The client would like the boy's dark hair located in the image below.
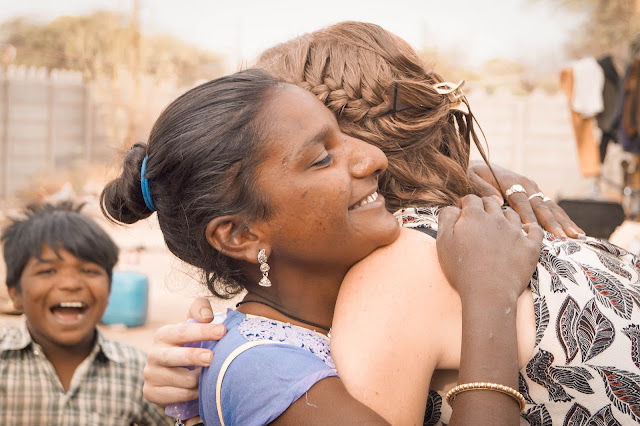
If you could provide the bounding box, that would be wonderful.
[2,201,119,290]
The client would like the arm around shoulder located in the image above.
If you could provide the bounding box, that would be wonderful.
[202,339,387,425]
[272,377,390,425]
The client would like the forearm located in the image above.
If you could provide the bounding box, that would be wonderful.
[449,294,521,426]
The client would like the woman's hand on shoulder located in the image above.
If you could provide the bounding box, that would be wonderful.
[468,160,584,238]
[436,195,543,304]
[143,297,226,407]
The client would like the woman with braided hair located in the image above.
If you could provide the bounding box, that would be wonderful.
[143,22,640,425]
[254,21,576,231]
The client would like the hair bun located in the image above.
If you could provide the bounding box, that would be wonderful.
[100,142,154,224]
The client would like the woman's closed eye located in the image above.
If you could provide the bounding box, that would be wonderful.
[311,153,333,168]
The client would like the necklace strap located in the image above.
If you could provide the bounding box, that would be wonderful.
[235,300,331,333]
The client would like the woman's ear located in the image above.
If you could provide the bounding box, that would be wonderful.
[205,215,266,263]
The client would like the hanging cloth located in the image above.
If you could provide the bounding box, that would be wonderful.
[571,57,605,117]
[620,57,640,153]
[596,55,620,162]
[560,62,602,178]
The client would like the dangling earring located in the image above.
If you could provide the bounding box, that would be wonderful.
[257,249,271,287]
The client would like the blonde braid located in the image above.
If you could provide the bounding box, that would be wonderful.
[256,21,480,212]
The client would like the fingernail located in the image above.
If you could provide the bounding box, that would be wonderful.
[199,351,212,365]
[200,308,214,320]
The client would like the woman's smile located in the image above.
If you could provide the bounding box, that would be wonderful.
[349,190,381,211]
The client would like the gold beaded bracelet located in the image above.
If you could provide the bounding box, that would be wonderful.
[445,382,526,412]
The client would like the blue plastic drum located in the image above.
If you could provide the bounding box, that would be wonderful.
[101,271,149,327]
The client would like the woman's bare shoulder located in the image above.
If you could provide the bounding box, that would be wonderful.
[332,227,453,424]
[355,226,437,265]
[334,226,456,340]
[339,227,440,299]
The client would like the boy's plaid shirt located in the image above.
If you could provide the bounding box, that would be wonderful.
[0,316,172,425]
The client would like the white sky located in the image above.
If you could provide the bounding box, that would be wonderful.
[0,0,584,70]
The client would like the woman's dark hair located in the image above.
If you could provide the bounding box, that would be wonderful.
[2,201,119,290]
[101,69,282,298]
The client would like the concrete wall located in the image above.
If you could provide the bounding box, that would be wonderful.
[0,65,185,201]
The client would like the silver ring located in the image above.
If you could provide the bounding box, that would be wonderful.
[528,192,545,201]
[543,196,551,202]
[505,184,527,199]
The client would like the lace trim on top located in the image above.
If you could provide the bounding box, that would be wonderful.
[237,315,335,369]
[394,206,442,231]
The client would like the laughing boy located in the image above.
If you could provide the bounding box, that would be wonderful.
[0,202,171,425]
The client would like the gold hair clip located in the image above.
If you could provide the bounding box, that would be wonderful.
[433,80,469,115]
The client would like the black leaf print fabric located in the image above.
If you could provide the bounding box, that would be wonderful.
[395,207,640,425]
[629,286,640,310]
[540,248,578,292]
[536,296,550,347]
[622,325,640,370]
[423,391,442,426]
[578,264,633,320]
[563,402,590,426]
[522,404,553,426]
[563,403,623,426]
[589,366,640,422]
[557,296,581,364]
[576,299,615,363]
[596,253,633,281]
[587,404,623,426]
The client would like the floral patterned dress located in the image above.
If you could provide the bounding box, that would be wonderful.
[395,207,640,426]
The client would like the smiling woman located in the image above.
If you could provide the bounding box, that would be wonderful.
[100,69,403,424]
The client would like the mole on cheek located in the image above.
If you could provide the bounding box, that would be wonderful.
[301,191,307,198]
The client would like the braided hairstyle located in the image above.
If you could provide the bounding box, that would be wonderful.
[101,69,281,298]
[256,21,490,212]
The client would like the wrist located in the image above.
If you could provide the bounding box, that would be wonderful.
[459,288,519,309]
[460,294,519,332]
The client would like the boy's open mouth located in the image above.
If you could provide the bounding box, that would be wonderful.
[50,301,89,323]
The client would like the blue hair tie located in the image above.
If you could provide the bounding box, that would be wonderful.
[140,155,156,212]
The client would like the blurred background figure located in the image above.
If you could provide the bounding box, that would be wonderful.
[0,202,172,424]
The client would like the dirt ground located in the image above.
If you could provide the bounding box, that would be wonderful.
[1,202,640,354]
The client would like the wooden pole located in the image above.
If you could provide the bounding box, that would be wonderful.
[46,75,54,173]
[0,74,8,201]
[124,0,140,149]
